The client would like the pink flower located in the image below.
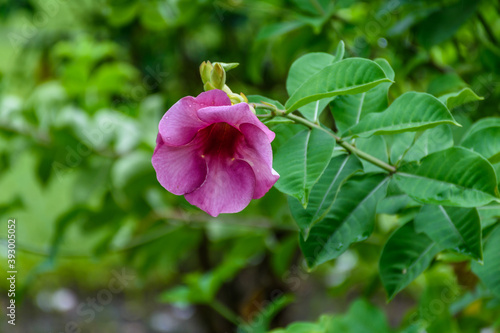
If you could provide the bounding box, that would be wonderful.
[152,90,279,217]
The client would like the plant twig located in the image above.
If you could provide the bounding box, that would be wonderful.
[253,104,397,173]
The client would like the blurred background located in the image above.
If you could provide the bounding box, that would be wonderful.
[0,0,499,332]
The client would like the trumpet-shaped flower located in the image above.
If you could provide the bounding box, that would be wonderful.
[152,90,279,217]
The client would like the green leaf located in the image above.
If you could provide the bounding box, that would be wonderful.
[274,129,336,206]
[299,174,389,268]
[402,126,454,163]
[291,0,331,16]
[286,53,337,95]
[331,58,394,133]
[413,1,479,48]
[257,21,306,41]
[379,222,441,300]
[414,205,482,261]
[394,147,500,207]
[334,299,392,333]
[286,52,339,121]
[344,92,460,138]
[438,88,483,110]
[355,135,390,173]
[472,225,500,298]
[461,118,500,163]
[477,204,500,229]
[427,73,468,97]
[285,58,391,113]
[289,154,363,237]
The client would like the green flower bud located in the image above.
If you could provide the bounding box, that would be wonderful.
[200,61,213,84]
[210,63,226,89]
[204,81,216,91]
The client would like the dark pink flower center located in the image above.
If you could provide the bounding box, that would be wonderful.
[198,122,243,158]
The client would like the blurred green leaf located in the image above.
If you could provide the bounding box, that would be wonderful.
[438,88,483,110]
[414,1,479,48]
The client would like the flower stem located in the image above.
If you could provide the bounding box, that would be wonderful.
[253,104,396,173]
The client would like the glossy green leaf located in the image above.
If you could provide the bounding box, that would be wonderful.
[472,225,500,298]
[300,174,389,268]
[461,118,500,163]
[274,129,336,206]
[285,58,391,113]
[438,87,483,110]
[355,135,389,172]
[331,58,394,133]
[402,126,454,162]
[286,51,339,121]
[379,222,441,300]
[477,204,500,229]
[414,205,482,261]
[344,92,460,138]
[394,147,500,207]
[289,154,363,237]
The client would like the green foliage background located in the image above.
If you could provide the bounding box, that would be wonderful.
[0,0,499,332]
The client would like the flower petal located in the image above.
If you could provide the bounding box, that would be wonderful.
[197,103,275,142]
[196,89,232,106]
[184,157,255,217]
[237,123,280,199]
[158,90,231,146]
[152,140,207,195]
